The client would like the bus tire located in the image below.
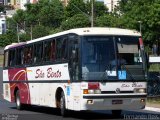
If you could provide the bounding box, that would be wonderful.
[60,92,68,117]
[15,90,23,110]
[112,110,121,117]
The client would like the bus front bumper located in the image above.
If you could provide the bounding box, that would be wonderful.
[81,94,147,110]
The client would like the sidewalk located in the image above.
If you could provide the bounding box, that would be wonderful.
[146,102,160,108]
[145,102,160,113]
[145,107,160,113]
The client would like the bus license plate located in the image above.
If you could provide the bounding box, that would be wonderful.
[112,100,123,104]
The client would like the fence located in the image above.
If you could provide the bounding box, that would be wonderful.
[147,72,160,97]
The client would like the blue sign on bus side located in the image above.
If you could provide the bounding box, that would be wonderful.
[67,86,70,96]
[118,71,126,80]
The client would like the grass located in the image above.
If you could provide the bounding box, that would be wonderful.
[0,55,3,66]
[147,98,160,104]
[149,64,160,72]
[147,97,160,108]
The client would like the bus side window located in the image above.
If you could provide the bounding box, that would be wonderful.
[68,35,79,81]
[8,49,16,67]
[24,46,33,65]
[4,51,9,67]
[62,38,68,60]
[56,38,61,60]
[34,42,43,64]
[44,41,51,62]
[50,39,56,61]
[16,47,23,66]
[56,37,67,61]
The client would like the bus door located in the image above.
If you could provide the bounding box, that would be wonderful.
[67,35,81,110]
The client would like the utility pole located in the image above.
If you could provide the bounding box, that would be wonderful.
[17,23,20,43]
[91,0,94,27]
[138,21,142,35]
[30,25,33,40]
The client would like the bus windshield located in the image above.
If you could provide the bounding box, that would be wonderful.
[81,36,145,81]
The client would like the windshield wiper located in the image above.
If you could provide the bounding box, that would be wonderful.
[100,65,110,81]
[101,72,108,81]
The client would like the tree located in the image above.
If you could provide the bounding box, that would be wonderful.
[64,0,109,27]
[0,5,5,13]
[19,33,31,42]
[65,0,87,18]
[38,0,64,27]
[25,3,41,25]
[86,1,108,17]
[32,25,50,39]
[117,0,160,44]
[95,14,121,27]
[0,30,17,47]
[12,9,26,24]
[61,14,90,30]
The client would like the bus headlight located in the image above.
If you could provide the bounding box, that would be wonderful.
[134,88,146,93]
[94,89,101,94]
[88,89,94,94]
[83,89,101,94]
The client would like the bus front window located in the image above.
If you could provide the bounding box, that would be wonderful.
[115,36,145,80]
[81,36,116,80]
[116,36,142,66]
[81,36,146,81]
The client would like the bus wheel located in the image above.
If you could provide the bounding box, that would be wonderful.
[112,110,121,117]
[15,90,23,110]
[60,92,68,117]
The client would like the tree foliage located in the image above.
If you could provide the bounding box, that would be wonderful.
[0,5,5,12]
[0,0,159,48]
[65,0,87,18]
[32,25,50,39]
[95,14,120,27]
[25,3,40,24]
[0,30,17,47]
[118,0,160,44]
[61,14,90,30]
[38,0,64,27]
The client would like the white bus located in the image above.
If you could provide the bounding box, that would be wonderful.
[3,27,148,116]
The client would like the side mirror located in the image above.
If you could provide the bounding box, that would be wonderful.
[145,52,150,69]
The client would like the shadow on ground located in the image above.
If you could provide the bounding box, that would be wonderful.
[10,105,123,120]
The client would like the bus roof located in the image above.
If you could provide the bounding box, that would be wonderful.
[5,27,141,50]
[5,42,26,50]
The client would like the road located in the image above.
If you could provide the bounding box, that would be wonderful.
[0,67,160,120]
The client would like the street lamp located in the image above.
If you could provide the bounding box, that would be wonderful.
[138,21,142,35]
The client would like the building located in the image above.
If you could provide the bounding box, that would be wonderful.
[7,0,37,10]
[20,0,37,10]
[0,0,9,5]
[7,0,70,10]
[20,0,28,10]
[8,0,21,9]
[61,0,69,6]
[0,0,4,5]
[0,16,6,34]
[104,0,120,12]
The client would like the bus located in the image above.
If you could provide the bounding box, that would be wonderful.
[3,27,148,116]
